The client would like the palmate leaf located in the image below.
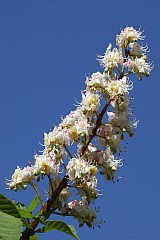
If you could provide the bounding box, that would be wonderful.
[0,194,20,218]
[12,199,34,229]
[36,220,80,240]
[0,194,33,230]
[0,210,22,240]
[28,195,39,213]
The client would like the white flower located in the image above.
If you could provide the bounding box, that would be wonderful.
[66,157,98,201]
[44,126,71,147]
[61,113,93,141]
[66,157,98,180]
[61,197,96,227]
[105,76,133,97]
[97,43,123,72]
[81,91,100,113]
[116,26,145,48]
[85,72,107,93]
[96,124,122,152]
[87,144,122,181]
[112,94,129,110]
[49,145,67,161]
[75,118,92,136]
[34,153,60,176]
[97,124,119,137]
[60,109,82,127]
[107,111,138,136]
[124,57,153,80]
[7,165,36,190]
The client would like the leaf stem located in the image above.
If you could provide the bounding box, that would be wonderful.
[29,182,44,206]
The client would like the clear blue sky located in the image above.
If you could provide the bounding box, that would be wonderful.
[0,1,159,239]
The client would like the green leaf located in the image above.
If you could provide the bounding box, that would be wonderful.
[37,220,79,240]
[28,195,39,213]
[18,208,33,218]
[67,225,80,240]
[29,235,39,240]
[0,210,22,240]
[0,194,20,218]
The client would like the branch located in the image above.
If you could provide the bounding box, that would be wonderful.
[20,176,68,240]
[81,98,111,156]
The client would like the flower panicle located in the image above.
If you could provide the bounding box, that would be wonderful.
[7,26,153,227]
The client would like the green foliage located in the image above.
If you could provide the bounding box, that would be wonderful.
[12,199,34,230]
[0,194,20,218]
[28,195,39,213]
[36,220,80,240]
[18,208,33,218]
[29,235,39,240]
[0,210,22,240]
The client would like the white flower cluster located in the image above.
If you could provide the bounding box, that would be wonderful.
[62,197,96,227]
[97,43,123,73]
[7,27,153,227]
[66,157,98,201]
[116,26,145,48]
[116,26,153,80]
